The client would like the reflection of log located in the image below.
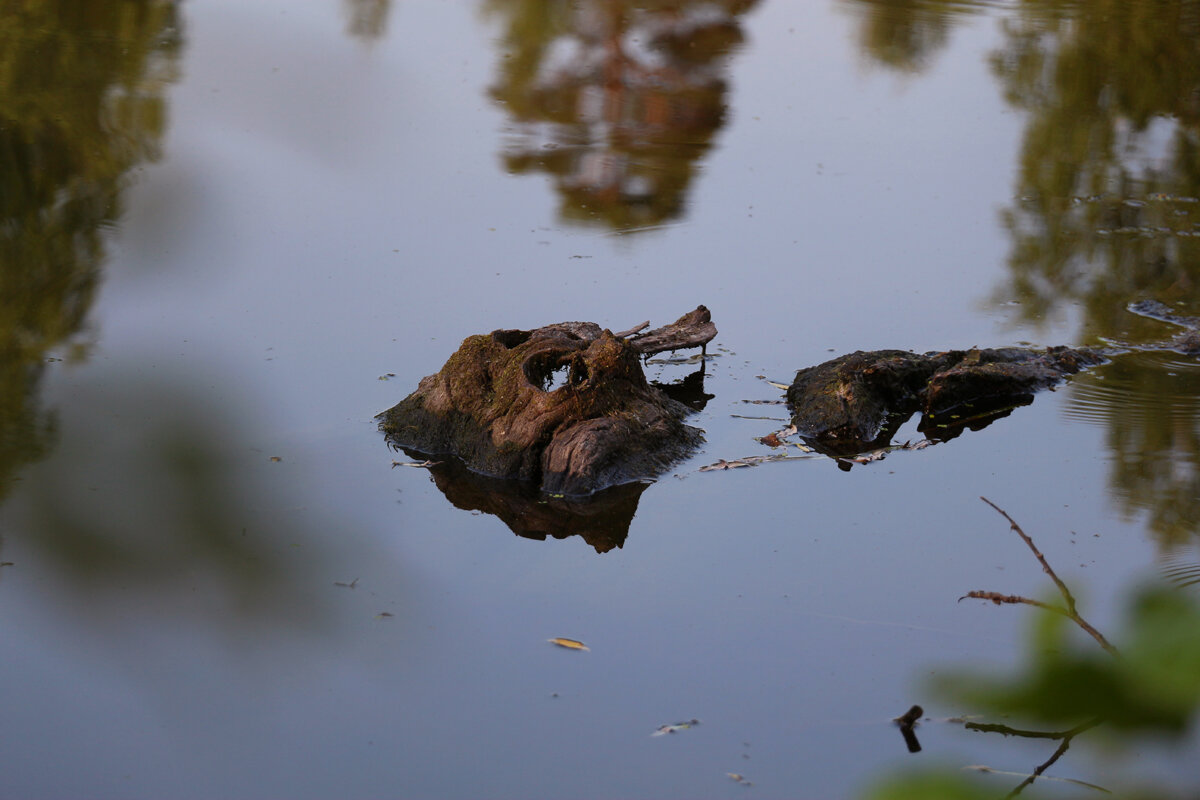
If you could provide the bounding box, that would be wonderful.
[379,308,713,495]
[787,346,1106,452]
[413,450,645,553]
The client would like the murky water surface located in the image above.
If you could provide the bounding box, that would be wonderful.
[3,1,1200,797]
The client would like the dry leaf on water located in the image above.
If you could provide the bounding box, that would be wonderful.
[652,719,701,736]
[547,637,590,651]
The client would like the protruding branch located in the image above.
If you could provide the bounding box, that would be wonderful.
[625,305,716,356]
[975,497,1120,657]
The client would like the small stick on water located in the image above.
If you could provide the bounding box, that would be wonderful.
[974,497,1119,658]
[894,705,924,753]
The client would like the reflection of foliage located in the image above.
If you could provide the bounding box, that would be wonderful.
[988,3,1200,544]
[484,0,758,230]
[849,0,1200,546]
[1068,354,1200,548]
[343,0,391,42]
[0,1,181,496]
[991,2,1200,336]
[865,504,1200,799]
[840,0,976,73]
[12,374,331,635]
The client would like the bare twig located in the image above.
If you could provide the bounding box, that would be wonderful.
[958,591,1063,614]
[1004,718,1105,798]
[974,497,1120,658]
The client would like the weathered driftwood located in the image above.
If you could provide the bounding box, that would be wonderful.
[785,301,1200,456]
[378,307,714,495]
[624,305,717,355]
[787,346,1106,451]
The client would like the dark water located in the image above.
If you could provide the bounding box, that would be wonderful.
[2,1,1199,797]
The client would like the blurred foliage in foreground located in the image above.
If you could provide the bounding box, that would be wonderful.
[863,505,1200,799]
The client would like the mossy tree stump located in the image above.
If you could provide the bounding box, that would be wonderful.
[379,307,714,495]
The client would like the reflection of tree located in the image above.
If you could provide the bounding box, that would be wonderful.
[840,0,975,73]
[848,1,1200,546]
[1067,355,1200,549]
[991,2,1200,337]
[0,1,182,496]
[343,0,391,42]
[484,0,758,230]
[987,2,1200,546]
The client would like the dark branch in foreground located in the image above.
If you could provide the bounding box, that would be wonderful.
[972,497,1119,657]
[1004,718,1105,799]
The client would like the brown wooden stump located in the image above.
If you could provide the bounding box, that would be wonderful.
[379,307,715,495]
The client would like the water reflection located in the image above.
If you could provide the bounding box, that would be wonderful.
[988,1,1200,545]
[848,0,1200,545]
[1067,354,1200,548]
[0,0,182,496]
[395,369,707,552]
[8,373,333,636]
[990,1,1200,335]
[484,0,758,230]
[344,0,392,41]
[841,0,980,73]
[412,450,646,552]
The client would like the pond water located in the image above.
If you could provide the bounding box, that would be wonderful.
[3,1,1200,797]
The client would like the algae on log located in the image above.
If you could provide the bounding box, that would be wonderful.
[787,346,1107,453]
[378,307,715,495]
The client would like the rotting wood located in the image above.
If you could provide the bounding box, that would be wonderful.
[378,307,714,495]
[624,305,716,356]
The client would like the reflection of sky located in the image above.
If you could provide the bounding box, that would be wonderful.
[2,1,1187,798]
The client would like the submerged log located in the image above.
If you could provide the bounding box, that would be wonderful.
[787,345,1107,452]
[378,307,714,495]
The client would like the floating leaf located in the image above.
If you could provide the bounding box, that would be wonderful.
[652,719,701,736]
[756,376,791,391]
[727,772,753,787]
[838,449,888,466]
[548,637,590,651]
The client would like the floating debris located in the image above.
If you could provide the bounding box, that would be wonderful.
[726,772,753,787]
[269,456,282,462]
[756,376,791,391]
[699,458,758,471]
[391,459,442,469]
[548,637,590,652]
[334,578,360,589]
[376,612,394,619]
[652,719,701,736]
[962,765,1109,793]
